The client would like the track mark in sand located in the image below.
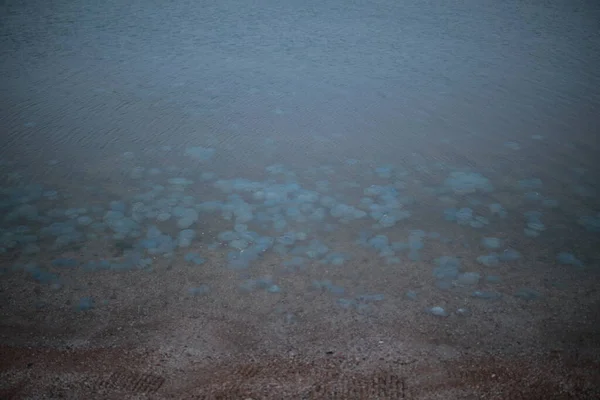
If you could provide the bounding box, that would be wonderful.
[96,367,165,394]
[305,371,407,399]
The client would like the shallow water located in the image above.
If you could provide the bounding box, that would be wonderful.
[1,0,599,398]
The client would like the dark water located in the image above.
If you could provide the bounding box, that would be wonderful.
[1,0,599,396]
